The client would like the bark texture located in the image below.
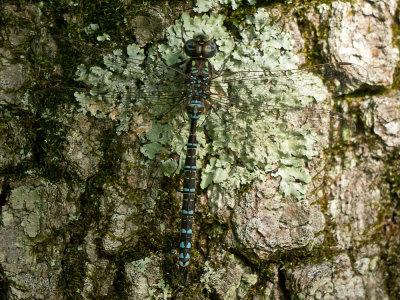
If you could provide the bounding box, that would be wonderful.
[0,1,399,299]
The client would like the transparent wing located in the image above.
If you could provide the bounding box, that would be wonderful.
[53,34,189,82]
[37,35,362,132]
[34,61,359,132]
[203,62,364,131]
[212,62,367,97]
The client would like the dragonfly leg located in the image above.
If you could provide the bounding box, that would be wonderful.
[169,60,186,69]
[200,106,214,127]
[150,46,187,76]
[180,21,186,44]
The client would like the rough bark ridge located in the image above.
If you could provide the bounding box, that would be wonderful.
[0,1,399,299]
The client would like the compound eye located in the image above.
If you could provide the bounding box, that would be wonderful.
[202,41,216,58]
[184,39,200,57]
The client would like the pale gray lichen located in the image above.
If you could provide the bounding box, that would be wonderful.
[150,279,172,300]
[128,257,152,280]
[74,10,328,200]
[126,257,172,299]
[200,261,227,292]
[200,255,258,298]
[84,23,99,35]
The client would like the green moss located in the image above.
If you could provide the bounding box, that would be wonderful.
[391,8,400,90]
[0,265,11,299]
[377,153,400,298]
[193,0,358,19]
[20,131,158,297]
[304,87,400,296]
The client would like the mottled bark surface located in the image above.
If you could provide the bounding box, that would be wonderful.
[0,1,399,299]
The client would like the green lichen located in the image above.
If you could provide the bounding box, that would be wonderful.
[194,0,257,13]
[129,257,151,279]
[148,279,172,299]
[200,261,226,292]
[74,10,328,200]
[126,257,173,299]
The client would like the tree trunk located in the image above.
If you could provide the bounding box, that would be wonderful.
[0,1,399,299]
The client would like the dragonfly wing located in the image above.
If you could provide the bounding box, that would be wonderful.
[204,62,359,135]
[212,62,367,96]
[53,35,190,82]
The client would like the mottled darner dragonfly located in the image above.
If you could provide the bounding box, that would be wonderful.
[38,16,366,285]
[153,34,362,284]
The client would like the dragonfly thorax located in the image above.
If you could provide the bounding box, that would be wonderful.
[184,58,213,120]
[184,34,216,58]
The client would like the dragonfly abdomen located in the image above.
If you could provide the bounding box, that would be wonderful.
[179,119,196,272]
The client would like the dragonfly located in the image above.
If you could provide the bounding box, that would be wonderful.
[34,25,365,287]
[157,35,362,284]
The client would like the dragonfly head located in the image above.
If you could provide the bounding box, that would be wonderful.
[184,34,216,58]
